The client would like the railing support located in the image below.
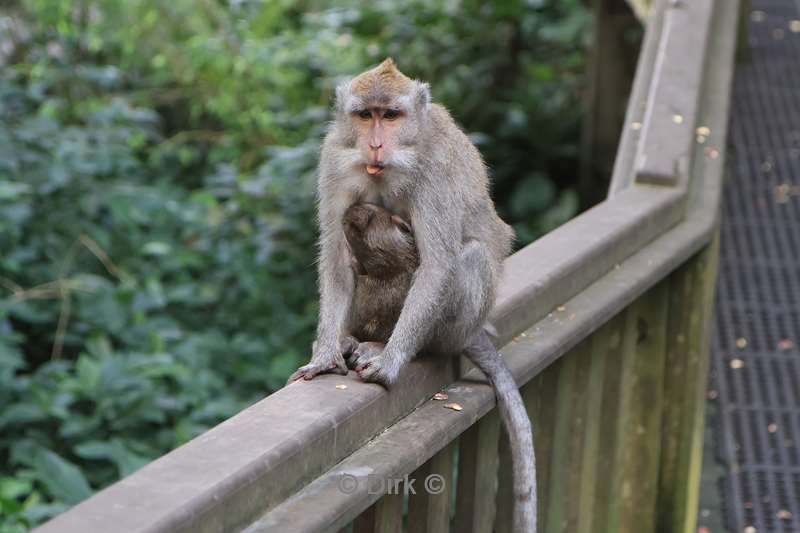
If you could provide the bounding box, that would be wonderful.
[657,235,720,533]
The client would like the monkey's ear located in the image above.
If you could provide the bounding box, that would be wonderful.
[391,215,412,234]
[334,80,353,114]
[413,81,431,112]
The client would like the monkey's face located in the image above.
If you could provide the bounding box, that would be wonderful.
[352,106,406,178]
[335,59,431,179]
[343,203,418,278]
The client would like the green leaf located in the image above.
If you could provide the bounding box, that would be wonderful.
[0,477,33,501]
[0,404,46,428]
[0,181,31,200]
[74,439,148,478]
[28,448,92,505]
[509,174,557,219]
[75,355,101,394]
[142,241,172,256]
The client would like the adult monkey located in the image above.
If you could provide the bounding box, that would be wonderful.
[289,59,536,532]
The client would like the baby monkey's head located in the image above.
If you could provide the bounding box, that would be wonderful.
[343,203,419,278]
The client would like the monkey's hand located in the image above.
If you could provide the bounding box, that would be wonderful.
[347,341,384,370]
[287,346,348,383]
[340,335,359,364]
[355,348,401,386]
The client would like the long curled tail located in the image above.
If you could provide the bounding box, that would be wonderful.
[464,330,537,533]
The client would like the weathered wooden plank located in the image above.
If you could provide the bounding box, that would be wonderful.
[634,0,714,187]
[542,356,574,533]
[575,315,621,533]
[408,442,454,533]
[590,309,627,531]
[353,490,404,533]
[581,0,640,204]
[736,0,751,63]
[494,185,683,344]
[544,340,592,533]
[614,281,669,532]
[657,236,719,533]
[454,410,501,533]
[562,341,594,532]
[525,361,561,531]
[655,254,693,533]
[495,359,561,533]
[494,430,514,533]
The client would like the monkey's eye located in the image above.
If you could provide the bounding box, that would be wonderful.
[357,109,372,120]
[383,109,401,120]
[391,215,412,234]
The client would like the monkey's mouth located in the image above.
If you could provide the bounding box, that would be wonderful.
[366,164,385,176]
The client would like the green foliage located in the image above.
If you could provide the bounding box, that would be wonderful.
[0,0,588,528]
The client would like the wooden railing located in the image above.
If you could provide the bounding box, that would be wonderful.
[36,1,740,532]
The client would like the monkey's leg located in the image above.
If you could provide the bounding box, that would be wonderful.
[356,240,489,384]
[464,331,537,533]
[452,242,536,532]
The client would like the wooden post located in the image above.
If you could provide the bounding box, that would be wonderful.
[575,314,624,533]
[543,340,592,533]
[657,236,720,533]
[590,311,626,531]
[353,490,404,533]
[523,361,562,531]
[408,442,455,533]
[580,0,641,205]
[611,281,669,532]
[454,410,501,533]
[494,430,515,533]
[737,0,751,63]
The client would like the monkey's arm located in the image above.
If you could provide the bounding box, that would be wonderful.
[289,233,353,382]
[289,162,355,382]
[356,193,460,384]
[289,227,354,382]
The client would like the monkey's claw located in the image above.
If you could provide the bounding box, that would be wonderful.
[287,356,348,384]
[355,354,397,386]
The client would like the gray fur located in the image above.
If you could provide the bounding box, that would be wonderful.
[288,63,534,532]
[327,203,537,533]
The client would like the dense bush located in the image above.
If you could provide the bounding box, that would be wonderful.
[0,0,589,528]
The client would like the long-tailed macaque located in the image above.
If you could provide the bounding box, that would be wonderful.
[288,59,536,532]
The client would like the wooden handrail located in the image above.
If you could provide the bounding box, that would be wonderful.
[36,1,737,531]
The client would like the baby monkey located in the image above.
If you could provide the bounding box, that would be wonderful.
[339,203,536,532]
[338,203,418,367]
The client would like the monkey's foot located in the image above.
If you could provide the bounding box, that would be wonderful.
[355,352,399,386]
[287,354,348,383]
[340,336,360,369]
[347,341,384,370]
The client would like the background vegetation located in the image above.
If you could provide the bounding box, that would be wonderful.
[0,0,590,529]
